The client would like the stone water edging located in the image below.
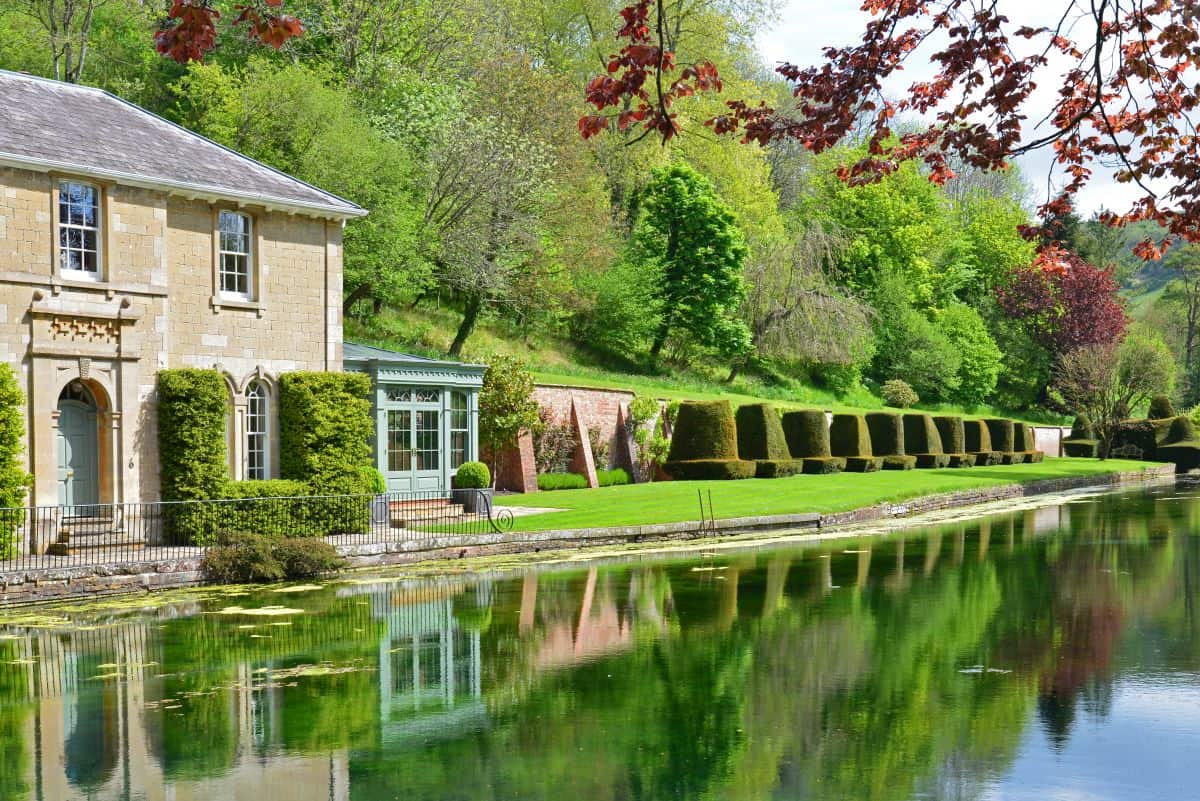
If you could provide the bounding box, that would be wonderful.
[0,464,1176,604]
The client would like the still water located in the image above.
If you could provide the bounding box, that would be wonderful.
[3,484,1200,800]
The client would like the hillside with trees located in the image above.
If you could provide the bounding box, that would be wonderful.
[1,0,1188,419]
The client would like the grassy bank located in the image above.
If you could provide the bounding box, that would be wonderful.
[494,459,1154,532]
[348,307,1068,424]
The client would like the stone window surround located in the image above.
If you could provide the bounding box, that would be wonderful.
[49,173,111,287]
[209,204,265,317]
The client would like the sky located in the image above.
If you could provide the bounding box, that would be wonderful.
[753,1,1142,216]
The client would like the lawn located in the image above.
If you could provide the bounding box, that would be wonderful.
[494,458,1155,532]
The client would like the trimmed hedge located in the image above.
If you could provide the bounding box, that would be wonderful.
[1000,452,1026,465]
[736,403,791,461]
[537,472,589,491]
[756,459,807,478]
[963,419,993,453]
[597,468,631,487]
[845,456,883,472]
[902,414,944,456]
[984,419,1015,453]
[1113,418,1174,460]
[946,454,977,468]
[667,401,739,462]
[830,414,873,457]
[663,459,756,481]
[0,364,31,559]
[882,455,917,470]
[1149,395,1176,420]
[1013,422,1036,453]
[1070,413,1096,440]
[914,454,952,468]
[157,369,229,503]
[1063,440,1099,458]
[453,461,491,489]
[865,413,906,457]
[800,457,846,475]
[1166,415,1196,444]
[781,410,831,458]
[933,416,965,455]
[279,372,374,494]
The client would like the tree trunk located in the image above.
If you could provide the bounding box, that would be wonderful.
[649,318,670,359]
[725,361,742,384]
[448,293,483,357]
[342,282,373,315]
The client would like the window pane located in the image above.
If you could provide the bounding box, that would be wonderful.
[58,181,100,276]
[387,410,412,472]
[416,410,439,470]
[246,382,269,481]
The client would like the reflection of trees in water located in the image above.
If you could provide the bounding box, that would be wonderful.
[0,642,30,801]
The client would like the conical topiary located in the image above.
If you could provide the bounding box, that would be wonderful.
[1149,395,1176,420]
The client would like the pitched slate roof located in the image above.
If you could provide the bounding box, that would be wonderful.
[0,70,365,218]
[343,342,486,372]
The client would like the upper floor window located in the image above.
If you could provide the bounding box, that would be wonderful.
[218,211,253,298]
[58,181,101,278]
[245,380,269,481]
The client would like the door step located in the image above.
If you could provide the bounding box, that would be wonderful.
[47,523,144,555]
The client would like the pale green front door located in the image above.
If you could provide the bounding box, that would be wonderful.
[57,399,99,509]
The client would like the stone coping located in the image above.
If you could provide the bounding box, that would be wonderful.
[0,464,1175,604]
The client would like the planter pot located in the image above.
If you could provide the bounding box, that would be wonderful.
[369,494,390,526]
[453,488,493,515]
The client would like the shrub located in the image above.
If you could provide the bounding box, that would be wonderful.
[364,468,386,494]
[756,459,807,478]
[882,455,917,470]
[800,457,846,475]
[588,427,611,468]
[933,416,966,454]
[937,303,1002,407]
[629,395,669,481]
[781,410,831,458]
[865,412,906,456]
[829,414,873,457]
[667,401,739,462]
[902,413,944,455]
[157,369,228,503]
[984,418,1015,453]
[1149,395,1176,420]
[1013,422,1039,453]
[1063,440,1099,458]
[534,407,575,474]
[200,531,346,584]
[453,461,491,490]
[844,456,883,472]
[0,364,31,558]
[663,459,756,481]
[1113,419,1161,459]
[200,532,284,584]
[272,537,346,579]
[735,403,790,461]
[479,354,540,467]
[881,379,919,409]
[1070,413,1096,440]
[1166,416,1196,444]
[279,372,374,493]
[963,419,993,453]
[597,468,631,487]
[537,472,589,491]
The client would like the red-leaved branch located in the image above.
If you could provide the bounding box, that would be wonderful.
[156,0,303,64]
[584,0,1200,256]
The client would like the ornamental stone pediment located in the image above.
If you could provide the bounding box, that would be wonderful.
[28,293,143,360]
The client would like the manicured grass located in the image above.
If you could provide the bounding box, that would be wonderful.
[494,458,1154,532]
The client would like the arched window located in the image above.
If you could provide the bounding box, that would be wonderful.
[245,380,269,480]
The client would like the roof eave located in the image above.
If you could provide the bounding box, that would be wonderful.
[0,152,368,220]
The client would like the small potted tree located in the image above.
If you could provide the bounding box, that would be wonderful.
[452,462,492,514]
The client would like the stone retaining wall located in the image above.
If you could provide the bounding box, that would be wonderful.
[0,464,1174,604]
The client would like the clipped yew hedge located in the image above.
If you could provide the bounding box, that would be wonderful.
[157,368,229,503]
[663,459,756,481]
[667,401,739,462]
[782,410,830,458]
[1157,416,1200,472]
[964,419,1000,466]
[756,459,808,478]
[830,414,882,472]
[933,416,965,454]
[280,372,374,493]
[736,403,791,461]
[984,418,1016,453]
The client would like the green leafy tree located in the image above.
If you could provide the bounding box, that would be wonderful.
[478,355,540,483]
[633,163,751,361]
[937,304,1003,407]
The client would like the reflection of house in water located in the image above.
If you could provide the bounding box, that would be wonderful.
[366,583,487,746]
[3,619,353,801]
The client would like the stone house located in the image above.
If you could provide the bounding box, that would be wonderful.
[0,70,364,510]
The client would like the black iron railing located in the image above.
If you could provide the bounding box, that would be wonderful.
[0,489,513,575]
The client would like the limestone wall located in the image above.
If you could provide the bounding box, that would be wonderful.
[0,165,344,506]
